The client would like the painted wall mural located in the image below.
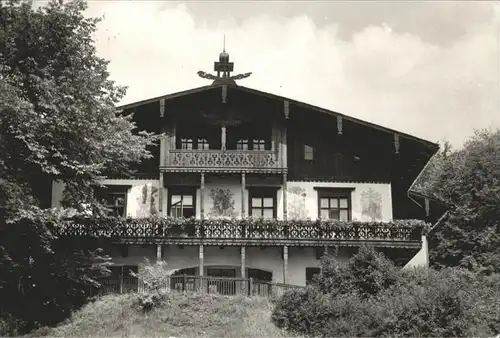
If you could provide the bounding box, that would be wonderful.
[360,188,383,221]
[209,188,237,218]
[150,185,158,215]
[287,186,308,220]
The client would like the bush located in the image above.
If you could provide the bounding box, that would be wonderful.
[131,259,176,312]
[273,247,500,337]
[314,245,400,297]
[271,286,329,333]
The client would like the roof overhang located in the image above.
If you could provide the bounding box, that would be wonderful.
[117,83,439,153]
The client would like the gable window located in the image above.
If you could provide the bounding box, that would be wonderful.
[197,138,209,150]
[249,188,278,219]
[180,138,193,150]
[315,188,353,221]
[237,139,249,150]
[253,139,266,151]
[168,188,196,218]
[304,145,314,161]
[306,267,321,285]
[95,185,129,217]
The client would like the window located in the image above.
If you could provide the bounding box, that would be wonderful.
[248,268,272,282]
[237,139,249,150]
[304,144,314,161]
[197,138,209,150]
[306,267,321,285]
[249,188,277,219]
[173,268,196,276]
[316,188,353,221]
[180,138,193,150]
[168,188,196,218]
[253,139,266,151]
[95,185,129,217]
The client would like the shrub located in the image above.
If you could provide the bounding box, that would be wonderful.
[274,248,500,337]
[131,259,176,312]
[314,245,400,297]
[271,286,331,334]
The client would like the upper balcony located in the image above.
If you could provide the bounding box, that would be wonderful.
[165,149,284,173]
[160,121,287,173]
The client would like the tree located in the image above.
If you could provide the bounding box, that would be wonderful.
[0,0,159,332]
[416,130,500,274]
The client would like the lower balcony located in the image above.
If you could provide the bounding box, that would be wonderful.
[53,217,428,248]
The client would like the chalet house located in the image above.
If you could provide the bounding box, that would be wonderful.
[51,50,442,287]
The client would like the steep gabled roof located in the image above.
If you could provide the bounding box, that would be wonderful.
[118,83,439,152]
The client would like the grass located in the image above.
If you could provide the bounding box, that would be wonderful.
[26,292,301,338]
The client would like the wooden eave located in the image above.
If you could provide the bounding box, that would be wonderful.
[117,83,439,154]
[114,237,422,249]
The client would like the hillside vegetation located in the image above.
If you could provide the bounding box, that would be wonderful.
[26,292,298,338]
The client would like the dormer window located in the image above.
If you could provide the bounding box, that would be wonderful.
[181,138,193,150]
[237,139,249,150]
[253,139,266,151]
[198,138,209,150]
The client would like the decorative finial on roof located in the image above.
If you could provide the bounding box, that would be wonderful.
[197,37,252,86]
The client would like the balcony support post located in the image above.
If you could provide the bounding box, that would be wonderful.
[283,246,289,284]
[171,123,176,150]
[200,173,205,220]
[241,173,246,218]
[240,246,246,278]
[156,244,162,262]
[199,245,204,277]
[282,172,287,221]
[158,174,164,215]
[221,125,227,151]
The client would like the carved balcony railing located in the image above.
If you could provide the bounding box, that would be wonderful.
[163,150,284,172]
[53,218,428,247]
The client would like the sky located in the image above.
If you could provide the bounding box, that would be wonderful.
[78,1,500,148]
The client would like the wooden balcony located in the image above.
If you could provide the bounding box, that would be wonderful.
[53,218,427,248]
[162,149,286,173]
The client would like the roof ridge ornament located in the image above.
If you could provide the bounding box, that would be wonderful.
[197,37,252,86]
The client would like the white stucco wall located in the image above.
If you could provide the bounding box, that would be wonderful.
[53,178,392,221]
[403,235,429,269]
[287,181,393,222]
[179,176,284,220]
[51,179,160,217]
[106,244,351,286]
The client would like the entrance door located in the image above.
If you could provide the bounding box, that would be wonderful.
[207,268,236,295]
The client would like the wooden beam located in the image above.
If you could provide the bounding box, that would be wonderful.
[199,245,204,277]
[394,133,400,154]
[156,244,162,261]
[240,246,246,278]
[283,246,288,284]
[281,128,287,168]
[159,98,165,117]
[221,125,227,151]
[158,175,164,215]
[284,100,290,119]
[282,172,287,221]
[222,85,227,103]
[200,173,205,220]
[241,173,246,218]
